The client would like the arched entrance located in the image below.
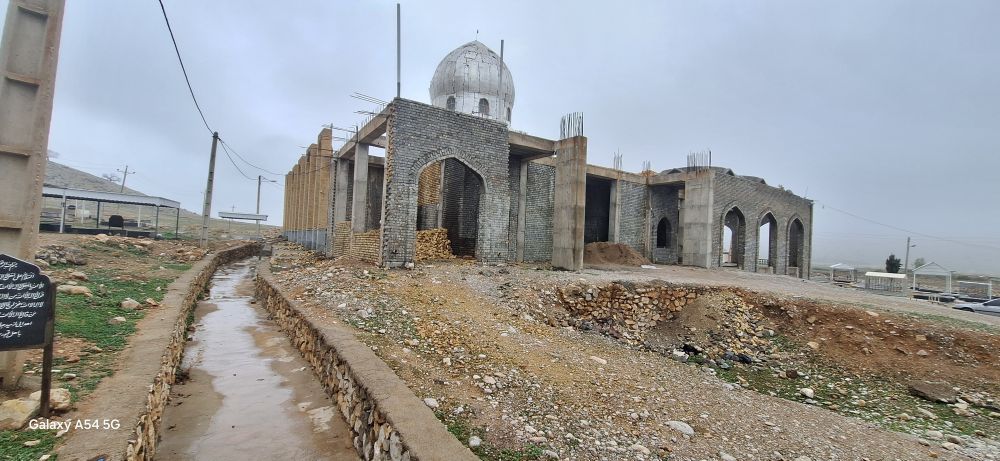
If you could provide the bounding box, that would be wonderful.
[721,207,746,268]
[787,218,805,271]
[757,212,777,270]
[415,158,485,258]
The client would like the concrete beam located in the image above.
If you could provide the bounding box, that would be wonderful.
[335,109,389,159]
[351,144,369,233]
[509,131,556,158]
[551,136,587,271]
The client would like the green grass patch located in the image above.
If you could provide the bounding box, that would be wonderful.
[0,429,57,461]
[437,411,545,461]
[55,271,172,351]
[159,262,192,272]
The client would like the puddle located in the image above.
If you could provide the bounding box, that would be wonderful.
[157,261,357,460]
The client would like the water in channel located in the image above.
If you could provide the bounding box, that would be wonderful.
[157,260,358,460]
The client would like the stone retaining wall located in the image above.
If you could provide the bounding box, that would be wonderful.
[255,263,477,461]
[124,243,261,460]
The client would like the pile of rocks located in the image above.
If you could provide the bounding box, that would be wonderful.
[557,282,700,344]
[35,245,87,267]
[556,283,776,361]
[414,228,455,262]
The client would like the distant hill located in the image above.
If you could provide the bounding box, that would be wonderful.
[45,161,146,196]
[42,160,277,239]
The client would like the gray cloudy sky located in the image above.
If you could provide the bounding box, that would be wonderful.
[6,0,999,273]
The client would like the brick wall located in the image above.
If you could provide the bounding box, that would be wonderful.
[523,162,555,262]
[617,179,648,255]
[710,170,813,276]
[649,185,680,264]
[348,229,381,264]
[331,222,350,258]
[366,165,385,231]
[382,99,510,267]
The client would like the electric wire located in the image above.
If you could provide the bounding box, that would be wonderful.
[815,200,1000,252]
[157,0,213,135]
[218,137,284,176]
[218,141,257,181]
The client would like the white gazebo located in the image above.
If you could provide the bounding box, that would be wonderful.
[829,263,856,283]
[912,262,953,293]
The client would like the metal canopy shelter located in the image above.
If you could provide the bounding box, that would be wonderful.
[864,271,905,292]
[41,186,182,238]
[218,211,268,239]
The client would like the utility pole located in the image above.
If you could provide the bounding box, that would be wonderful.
[200,132,219,247]
[117,164,132,192]
[257,175,263,240]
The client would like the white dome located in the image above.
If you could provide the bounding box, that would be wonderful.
[429,41,514,124]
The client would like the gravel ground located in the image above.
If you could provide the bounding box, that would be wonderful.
[267,243,988,460]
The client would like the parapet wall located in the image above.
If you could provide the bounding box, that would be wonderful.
[254,263,477,461]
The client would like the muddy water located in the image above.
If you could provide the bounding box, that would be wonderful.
[157,261,358,460]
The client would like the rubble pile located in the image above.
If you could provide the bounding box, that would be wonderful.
[557,282,776,361]
[414,228,455,262]
[34,244,88,266]
[557,282,700,343]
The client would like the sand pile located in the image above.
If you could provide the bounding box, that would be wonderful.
[583,242,650,266]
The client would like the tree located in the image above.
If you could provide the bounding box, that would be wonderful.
[101,173,121,183]
[913,257,926,269]
[885,254,901,273]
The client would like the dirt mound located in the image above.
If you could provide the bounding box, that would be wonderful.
[583,242,650,266]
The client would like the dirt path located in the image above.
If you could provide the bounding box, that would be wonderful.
[267,244,989,460]
[156,261,357,460]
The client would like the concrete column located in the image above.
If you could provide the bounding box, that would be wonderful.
[680,170,714,268]
[333,159,350,225]
[551,136,587,271]
[283,173,290,234]
[351,144,369,233]
[0,0,66,389]
[515,161,528,262]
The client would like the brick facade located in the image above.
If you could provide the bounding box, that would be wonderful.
[523,162,555,262]
[382,99,511,267]
[710,170,812,276]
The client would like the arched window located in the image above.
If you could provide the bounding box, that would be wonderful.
[656,218,671,248]
[478,98,490,116]
[446,96,456,111]
[506,107,511,122]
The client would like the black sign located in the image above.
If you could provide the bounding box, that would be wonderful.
[0,254,53,350]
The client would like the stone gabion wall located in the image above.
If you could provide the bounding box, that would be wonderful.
[382,98,510,267]
[557,282,701,346]
[254,265,477,461]
[617,179,648,254]
[710,171,813,276]
[523,162,555,262]
[125,242,261,461]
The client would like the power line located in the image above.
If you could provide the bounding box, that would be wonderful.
[157,0,212,134]
[815,200,1000,252]
[218,141,256,181]
[218,137,283,176]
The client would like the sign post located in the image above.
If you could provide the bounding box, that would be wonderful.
[0,254,56,417]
